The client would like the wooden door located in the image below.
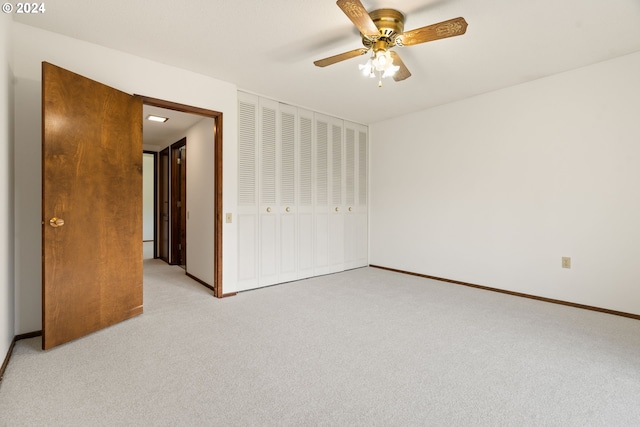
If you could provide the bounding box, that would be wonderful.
[170,138,187,266]
[158,147,170,263]
[42,62,143,350]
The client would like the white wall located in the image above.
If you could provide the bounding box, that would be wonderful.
[142,153,155,241]
[184,118,216,285]
[11,23,240,334]
[1,14,15,358]
[13,73,39,334]
[370,51,640,316]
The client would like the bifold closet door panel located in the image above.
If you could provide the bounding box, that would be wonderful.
[297,109,315,279]
[314,114,331,276]
[356,127,369,267]
[278,104,298,283]
[344,124,358,269]
[344,121,369,269]
[238,214,258,283]
[237,93,260,290]
[328,119,345,273]
[259,98,279,286]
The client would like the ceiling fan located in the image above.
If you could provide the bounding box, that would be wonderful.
[314,0,468,85]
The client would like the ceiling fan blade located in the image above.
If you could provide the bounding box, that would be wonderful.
[390,51,411,81]
[336,0,380,38]
[399,17,468,46]
[314,48,369,67]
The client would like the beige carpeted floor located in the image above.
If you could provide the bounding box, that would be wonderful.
[1,260,639,426]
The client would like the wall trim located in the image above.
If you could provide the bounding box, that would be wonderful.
[0,331,42,382]
[186,272,215,293]
[369,265,640,321]
[185,272,235,298]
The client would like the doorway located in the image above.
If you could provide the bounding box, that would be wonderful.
[41,62,226,351]
[141,96,224,297]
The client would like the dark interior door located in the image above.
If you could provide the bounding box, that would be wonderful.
[42,62,143,350]
[158,147,170,263]
[171,139,187,266]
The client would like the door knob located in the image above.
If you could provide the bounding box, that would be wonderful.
[335,207,340,212]
[49,217,65,228]
[285,207,291,213]
[266,207,272,213]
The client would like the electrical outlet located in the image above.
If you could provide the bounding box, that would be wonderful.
[562,257,571,269]
[225,213,232,223]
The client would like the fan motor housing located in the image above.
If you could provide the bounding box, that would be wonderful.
[362,8,405,48]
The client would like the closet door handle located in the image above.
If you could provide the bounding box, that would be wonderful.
[266,207,272,213]
[285,207,291,213]
[335,207,340,212]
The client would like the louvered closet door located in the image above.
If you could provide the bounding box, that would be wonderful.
[239,92,369,291]
[314,114,330,275]
[355,127,369,267]
[328,118,345,273]
[297,109,315,279]
[259,98,279,286]
[344,121,369,269]
[344,123,358,269]
[278,104,298,283]
[237,93,259,290]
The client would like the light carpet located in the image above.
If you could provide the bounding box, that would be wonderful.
[1,260,639,426]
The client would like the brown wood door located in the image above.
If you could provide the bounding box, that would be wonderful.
[42,62,143,350]
[158,147,170,263]
[171,138,187,266]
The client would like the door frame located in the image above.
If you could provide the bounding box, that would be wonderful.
[140,96,224,298]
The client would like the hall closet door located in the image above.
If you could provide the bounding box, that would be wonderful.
[297,108,315,279]
[237,92,259,291]
[344,121,368,269]
[328,118,345,274]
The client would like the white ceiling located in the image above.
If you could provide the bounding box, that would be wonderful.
[142,105,205,148]
[13,0,640,124]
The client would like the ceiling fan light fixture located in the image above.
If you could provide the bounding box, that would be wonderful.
[360,49,398,85]
[314,2,467,86]
[375,50,388,67]
[383,64,400,78]
[359,59,372,76]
